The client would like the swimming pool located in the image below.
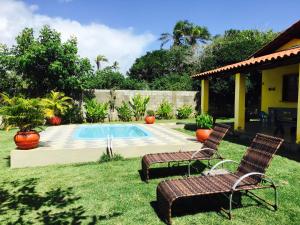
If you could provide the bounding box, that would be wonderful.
[73,124,152,140]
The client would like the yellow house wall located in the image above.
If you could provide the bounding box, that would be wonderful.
[276,38,300,51]
[261,64,298,112]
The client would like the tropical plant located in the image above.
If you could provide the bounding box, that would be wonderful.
[156,99,173,119]
[95,55,108,70]
[146,110,155,116]
[41,91,73,118]
[159,20,210,48]
[84,99,108,123]
[116,101,132,122]
[61,103,84,124]
[129,94,150,121]
[0,93,45,131]
[195,114,213,129]
[176,105,193,119]
[111,61,119,71]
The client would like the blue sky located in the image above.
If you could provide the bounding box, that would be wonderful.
[1,0,300,72]
[24,0,300,50]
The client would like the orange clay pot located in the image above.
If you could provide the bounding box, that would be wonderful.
[14,131,40,150]
[196,129,212,143]
[48,116,62,125]
[145,116,155,124]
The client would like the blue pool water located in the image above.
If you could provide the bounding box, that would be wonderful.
[73,124,152,140]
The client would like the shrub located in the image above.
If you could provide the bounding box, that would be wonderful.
[146,110,155,116]
[116,101,132,122]
[61,103,84,124]
[129,94,150,121]
[195,114,213,129]
[0,93,45,131]
[177,105,193,119]
[99,153,124,163]
[84,99,108,123]
[156,99,173,119]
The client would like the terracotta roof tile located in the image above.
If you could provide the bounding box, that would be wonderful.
[192,47,300,78]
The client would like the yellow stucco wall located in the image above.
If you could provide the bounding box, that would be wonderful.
[261,64,298,112]
[276,38,300,51]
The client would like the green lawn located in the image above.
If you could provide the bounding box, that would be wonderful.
[0,128,300,224]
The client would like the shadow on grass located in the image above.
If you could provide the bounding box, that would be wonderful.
[0,178,122,224]
[139,161,207,182]
[151,191,275,224]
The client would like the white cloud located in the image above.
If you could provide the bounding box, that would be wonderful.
[0,0,155,73]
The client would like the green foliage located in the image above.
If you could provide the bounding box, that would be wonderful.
[85,69,126,89]
[156,99,173,119]
[195,114,213,129]
[146,110,155,116]
[99,153,124,163]
[0,93,45,131]
[128,46,195,83]
[159,20,210,48]
[176,104,193,119]
[61,103,84,124]
[11,26,93,99]
[41,91,73,118]
[84,99,108,123]
[129,94,150,121]
[150,73,193,91]
[116,101,132,122]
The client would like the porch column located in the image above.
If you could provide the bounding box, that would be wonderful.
[297,64,300,143]
[234,73,245,130]
[201,79,209,114]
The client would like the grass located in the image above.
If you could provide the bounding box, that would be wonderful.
[0,128,300,224]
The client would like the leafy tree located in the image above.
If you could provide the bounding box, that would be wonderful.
[197,29,278,114]
[150,73,193,91]
[128,46,195,82]
[10,26,93,99]
[95,55,108,70]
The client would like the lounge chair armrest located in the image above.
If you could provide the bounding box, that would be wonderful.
[231,172,276,191]
[207,159,239,175]
[191,148,218,159]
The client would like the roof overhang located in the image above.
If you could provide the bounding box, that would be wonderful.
[192,47,300,79]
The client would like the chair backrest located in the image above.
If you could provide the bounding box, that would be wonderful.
[203,123,231,153]
[236,133,284,179]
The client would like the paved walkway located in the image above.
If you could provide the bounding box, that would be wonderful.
[11,123,201,168]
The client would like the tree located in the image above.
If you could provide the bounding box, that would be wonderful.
[95,55,108,70]
[197,29,278,114]
[111,61,119,71]
[159,20,210,48]
[128,46,195,82]
[10,26,93,99]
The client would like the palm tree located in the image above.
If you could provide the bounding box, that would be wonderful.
[186,25,210,46]
[95,55,108,70]
[111,61,119,71]
[159,20,190,48]
[159,20,210,48]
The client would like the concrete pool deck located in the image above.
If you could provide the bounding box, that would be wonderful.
[10,123,202,168]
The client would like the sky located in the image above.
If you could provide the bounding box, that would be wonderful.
[0,0,300,73]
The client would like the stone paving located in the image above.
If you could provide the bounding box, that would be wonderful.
[11,123,201,168]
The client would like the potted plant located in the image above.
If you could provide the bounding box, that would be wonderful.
[0,93,45,150]
[145,110,155,124]
[42,91,73,125]
[195,113,213,142]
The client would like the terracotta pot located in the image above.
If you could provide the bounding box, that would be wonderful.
[145,116,155,124]
[14,131,40,150]
[49,116,62,125]
[196,129,212,142]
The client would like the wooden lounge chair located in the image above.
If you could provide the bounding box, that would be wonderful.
[156,133,284,224]
[141,123,230,182]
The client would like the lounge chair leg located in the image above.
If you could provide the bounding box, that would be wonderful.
[274,185,278,211]
[229,192,233,220]
[187,161,191,177]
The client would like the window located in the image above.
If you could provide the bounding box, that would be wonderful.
[282,74,298,102]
